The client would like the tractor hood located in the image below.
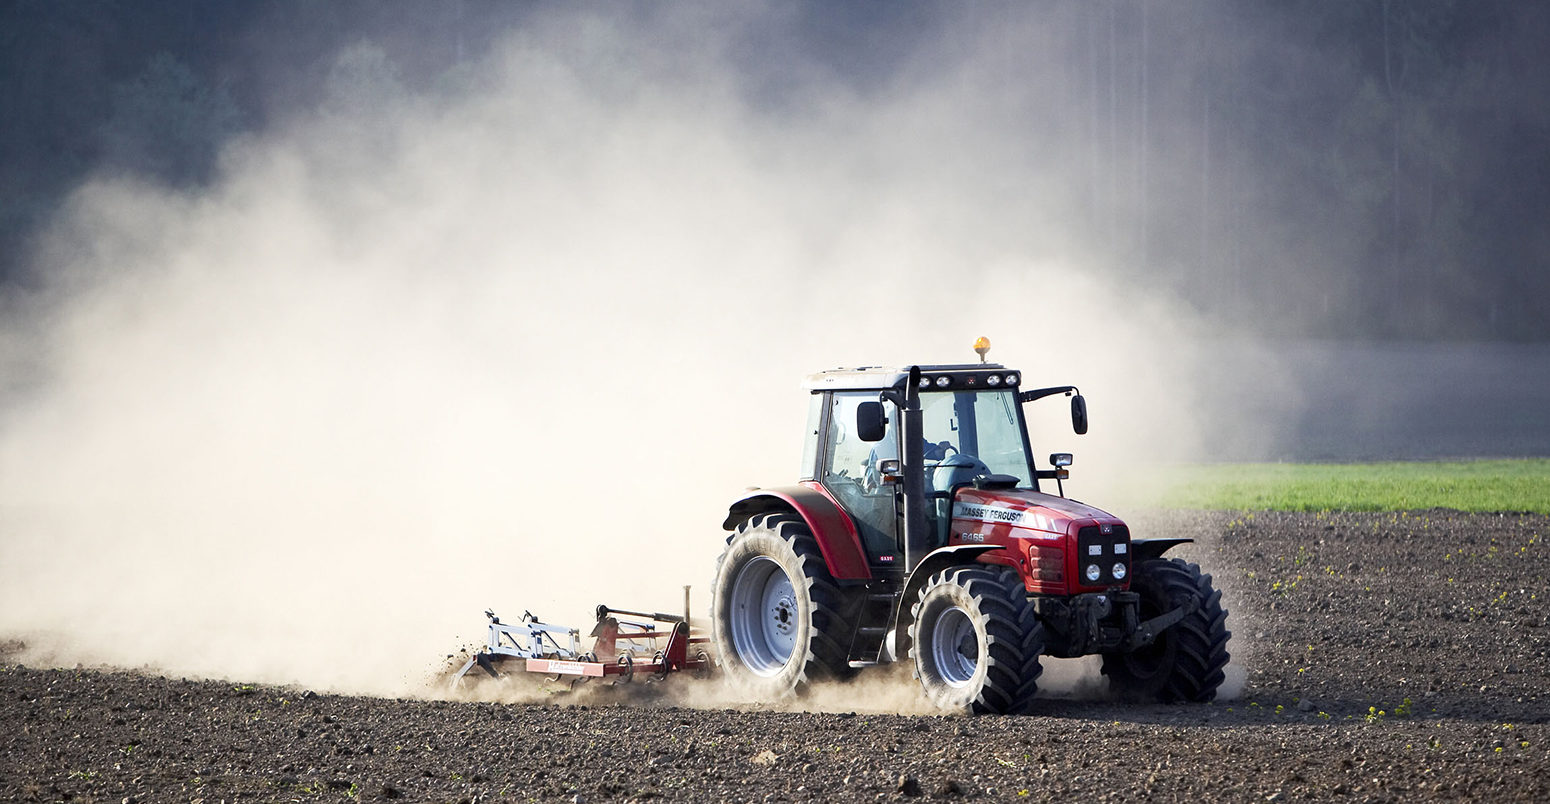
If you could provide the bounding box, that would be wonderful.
[949,487,1131,594]
[950,487,1123,538]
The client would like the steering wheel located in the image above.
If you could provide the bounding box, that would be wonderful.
[924,440,957,462]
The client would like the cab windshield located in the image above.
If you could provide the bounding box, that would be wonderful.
[920,389,1033,484]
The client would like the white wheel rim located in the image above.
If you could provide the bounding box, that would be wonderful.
[930,605,979,687]
[728,556,799,676]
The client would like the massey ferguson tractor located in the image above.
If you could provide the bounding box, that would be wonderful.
[710,339,1231,714]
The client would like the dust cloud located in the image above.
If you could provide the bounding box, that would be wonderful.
[447,655,1244,712]
[451,661,950,717]
[0,6,1237,697]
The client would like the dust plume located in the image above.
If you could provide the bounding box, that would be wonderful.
[452,659,964,717]
[0,5,1232,697]
[448,655,1244,712]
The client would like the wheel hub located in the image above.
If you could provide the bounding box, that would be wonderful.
[930,606,980,687]
[728,556,800,677]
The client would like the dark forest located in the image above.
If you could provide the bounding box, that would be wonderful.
[2,0,1547,341]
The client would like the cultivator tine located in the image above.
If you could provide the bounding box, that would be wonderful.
[449,656,479,686]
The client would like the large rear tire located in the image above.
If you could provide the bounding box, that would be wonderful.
[711,513,859,698]
[1101,557,1231,702]
[909,565,1044,715]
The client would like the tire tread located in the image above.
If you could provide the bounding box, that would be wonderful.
[1101,557,1231,702]
[711,513,860,697]
[910,565,1044,715]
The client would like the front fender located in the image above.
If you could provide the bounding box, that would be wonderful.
[723,483,871,580]
[1131,538,1194,563]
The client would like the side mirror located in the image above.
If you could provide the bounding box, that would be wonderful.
[1049,452,1073,468]
[1070,394,1088,435]
[856,401,887,442]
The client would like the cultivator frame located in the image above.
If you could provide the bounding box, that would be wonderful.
[450,591,712,687]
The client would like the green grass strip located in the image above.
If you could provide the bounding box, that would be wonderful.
[1152,459,1550,514]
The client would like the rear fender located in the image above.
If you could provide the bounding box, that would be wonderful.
[1131,538,1194,563]
[889,544,1005,658]
[723,483,871,580]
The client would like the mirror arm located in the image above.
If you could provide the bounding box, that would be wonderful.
[1017,385,1078,404]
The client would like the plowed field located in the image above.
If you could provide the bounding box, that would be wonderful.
[4,511,1547,802]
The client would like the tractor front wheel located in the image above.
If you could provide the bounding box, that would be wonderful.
[1101,557,1231,702]
[711,513,858,698]
[909,565,1044,715]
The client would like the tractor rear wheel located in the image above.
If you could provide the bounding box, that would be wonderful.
[1101,557,1231,702]
[909,565,1044,715]
[711,513,859,698]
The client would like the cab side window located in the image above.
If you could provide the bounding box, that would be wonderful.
[824,393,891,483]
[822,392,899,557]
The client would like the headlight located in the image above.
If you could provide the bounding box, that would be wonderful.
[1084,563,1101,582]
[987,374,1002,386]
[935,376,951,388]
[1112,562,1127,580]
[918,376,931,388]
[1005,373,1019,386]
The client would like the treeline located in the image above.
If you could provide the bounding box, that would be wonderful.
[1,0,1546,340]
[1062,0,1550,340]
[0,0,506,286]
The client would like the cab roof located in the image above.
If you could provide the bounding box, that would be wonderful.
[801,363,1022,392]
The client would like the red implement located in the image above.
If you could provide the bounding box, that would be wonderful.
[450,591,713,687]
[526,619,710,681]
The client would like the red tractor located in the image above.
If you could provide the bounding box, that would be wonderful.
[710,341,1230,714]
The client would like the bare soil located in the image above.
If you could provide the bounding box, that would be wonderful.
[3,511,1548,802]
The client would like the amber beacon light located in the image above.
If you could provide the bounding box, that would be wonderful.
[973,336,991,363]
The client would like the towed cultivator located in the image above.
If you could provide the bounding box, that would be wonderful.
[450,590,712,687]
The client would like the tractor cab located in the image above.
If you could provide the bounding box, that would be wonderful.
[800,360,1086,574]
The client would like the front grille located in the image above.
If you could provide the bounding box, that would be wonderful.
[1076,524,1131,586]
